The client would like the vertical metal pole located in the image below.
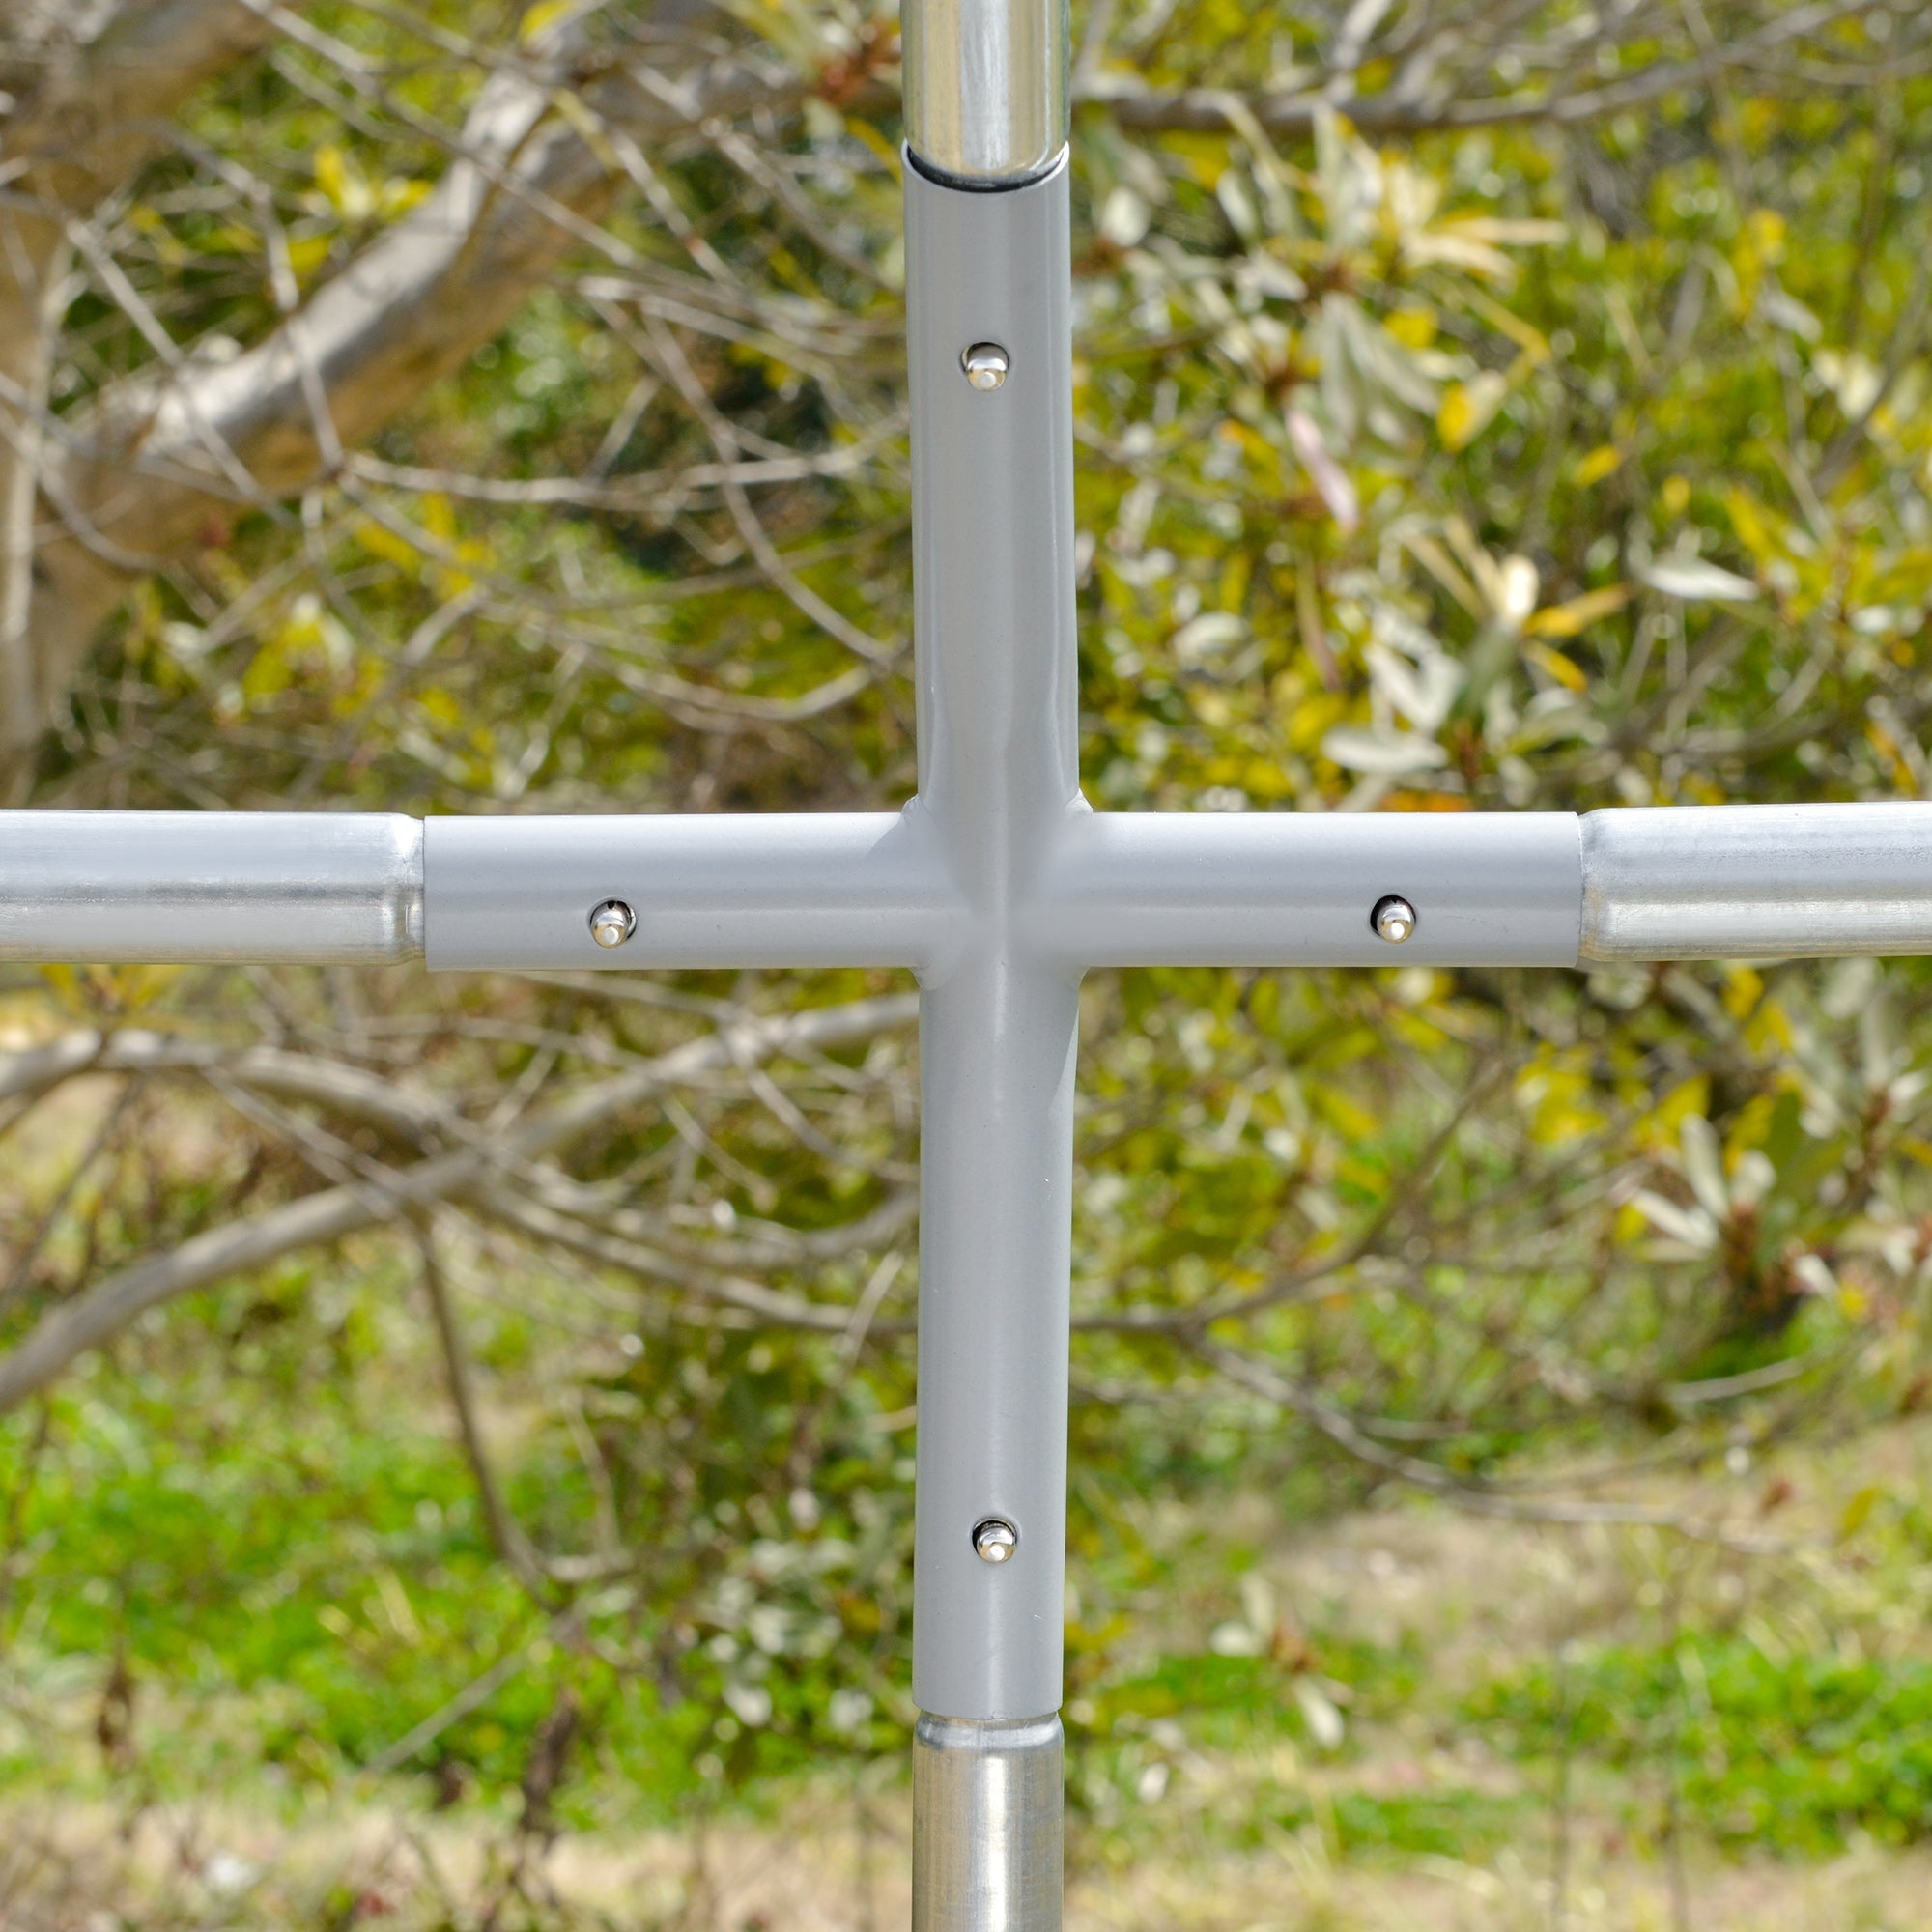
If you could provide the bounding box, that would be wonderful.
[902,0,1076,1909]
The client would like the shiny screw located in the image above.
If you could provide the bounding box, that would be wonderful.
[971,1517,1018,1564]
[1371,895,1417,945]
[960,342,1010,391]
[589,899,637,949]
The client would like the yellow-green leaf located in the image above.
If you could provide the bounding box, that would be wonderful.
[1573,443,1624,487]
[1436,372,1507,452]
[1525,585,1633,639]
[1838,1485,1883,1541]
[520,0,580,44]
[1523,639,1588,691]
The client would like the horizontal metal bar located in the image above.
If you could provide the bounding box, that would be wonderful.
[424,811,961,971]
[0,811,422,964]
[1031,810,1583,967]
[1580,803,1932,959]
[14,804,1932,972]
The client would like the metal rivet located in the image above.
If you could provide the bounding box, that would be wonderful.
[589,899,636,949]
[1371,895,1416,945]
[971,1517,1018,1564]
[960,342,1009,391]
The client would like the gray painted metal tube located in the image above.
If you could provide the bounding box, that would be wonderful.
[1036,810,1581,967]
[902,0,1068,185]
[907,152,1077,1746]
[0,810,422,963]
[913,1716,1064,1931]
[917,952,1077,1720]
[25,803,1932,976]
[424,811,956,971]
[1580,803,1932,959]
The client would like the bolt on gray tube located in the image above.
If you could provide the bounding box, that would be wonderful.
[1580,803,1932,959]
[0,810,422,963]
[903,0,1069,185]
[914,1716,1064,1932]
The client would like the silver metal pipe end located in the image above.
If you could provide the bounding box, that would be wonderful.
[914,1713,1064,1932]
[902,0,1070,186]
[0,810,424,965]
[1580,803,1932,960]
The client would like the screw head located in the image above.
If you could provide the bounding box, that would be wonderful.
[971,1517,1018,1564]
[960,342,1010,391]
[1371,895,1417,945]
[589,898,637,949]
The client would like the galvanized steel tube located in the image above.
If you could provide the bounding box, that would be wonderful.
[0,810,422,963]
[902,0,1069,185]
[1580,803,1932,959]
[913,1716,1064,1932]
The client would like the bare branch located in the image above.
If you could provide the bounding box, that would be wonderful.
[0,1024,455,1141]
[1082,0,1885,137]
[1195,1339,1701,1528]
[14,9,799,751]
[0,3,327,768]
[417,1229,553,1597]
[0,992,917,1414]
[484,1189,860,1332]
[2,1,307,215]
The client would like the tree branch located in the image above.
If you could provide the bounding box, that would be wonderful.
[0,2,323,771]
[10,14,795,758]
[3,1,308,213]
[1081,0,1885,137]
[0,991,916,1414]
[417,1228,553,1598]
[0,1024,455,1141]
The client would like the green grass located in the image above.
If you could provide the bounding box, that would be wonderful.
[1,1345,859,1823]
[1467,1638,1932,1855]
[17,1277,1932,1885]
[3,1348,1516,1867]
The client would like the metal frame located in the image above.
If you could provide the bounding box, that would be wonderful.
[7,5,1932,1924]
[14,801,1932,972]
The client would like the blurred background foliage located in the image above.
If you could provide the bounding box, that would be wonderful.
[5,1,1932,1925]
